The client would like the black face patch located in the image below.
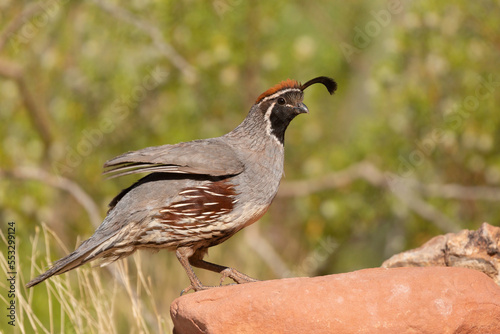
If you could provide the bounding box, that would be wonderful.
[264,91,305,145]
[269,104,300,145]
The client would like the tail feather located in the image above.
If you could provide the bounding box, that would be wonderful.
[26,232,120,288]
[27,212,146,288]
[26,248,95,288]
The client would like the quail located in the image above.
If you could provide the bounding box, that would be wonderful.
[27,76,337,292]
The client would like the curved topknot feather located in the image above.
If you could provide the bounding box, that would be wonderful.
[301,76,337,95]
[256,77,337,104]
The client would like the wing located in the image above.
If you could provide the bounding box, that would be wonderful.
[103,138,244,178]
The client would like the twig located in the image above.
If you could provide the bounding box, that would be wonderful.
[243,225,291,278]
[390,184,461,233]
[277,161,500,233]
[277,161,385,197]
[90,0,197,82]
[417,183,500,201]
[0,167,101,228]
[0,3,43,52]
[0,58,53,156]
[278,161,500,201]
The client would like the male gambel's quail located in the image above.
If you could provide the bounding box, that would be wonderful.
[27,76,337,292]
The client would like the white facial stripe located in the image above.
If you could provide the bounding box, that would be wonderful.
[264,101,282,146]
[264,101,276,122]
[259,88,302,104]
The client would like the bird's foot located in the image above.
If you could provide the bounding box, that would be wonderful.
[219,268,259,286]
[181,269,259,295]
[180,283,213,295]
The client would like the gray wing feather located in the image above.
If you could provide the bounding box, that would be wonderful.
[103,138,244,178]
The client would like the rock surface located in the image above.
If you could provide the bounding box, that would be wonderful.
[382,222,500,285]
[170,267,500,334]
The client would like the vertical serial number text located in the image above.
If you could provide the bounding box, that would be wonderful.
[6,221,16,327]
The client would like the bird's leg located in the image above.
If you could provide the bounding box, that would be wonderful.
[176,247,212,295]
[189,250,259,286]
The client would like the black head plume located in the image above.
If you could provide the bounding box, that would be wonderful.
[301,76,337,95]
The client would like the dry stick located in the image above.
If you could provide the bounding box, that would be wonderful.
[277,161,500,233]
[243,226,292,279]
[277,162,385,198]
[0,5,55,162]
[91,0,197,82]
[417,183,500,201]
[0,59,54,158]
[399,190,461,232]
[0,3,43,52]
[278,161,500,201]
[1,167,101,228]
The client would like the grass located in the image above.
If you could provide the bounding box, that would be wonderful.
[0,224,174,333]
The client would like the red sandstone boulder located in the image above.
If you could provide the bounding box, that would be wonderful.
[170,267,500,334]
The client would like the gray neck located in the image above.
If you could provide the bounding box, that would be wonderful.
[226,104,283,152]
[225,105,285,206]
[225,104,285,179]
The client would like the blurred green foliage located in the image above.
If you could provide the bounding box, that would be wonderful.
[1,0,499,332]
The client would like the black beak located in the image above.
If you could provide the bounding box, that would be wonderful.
[295,103,309,114]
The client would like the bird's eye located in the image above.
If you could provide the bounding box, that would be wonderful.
[277,97,286,105]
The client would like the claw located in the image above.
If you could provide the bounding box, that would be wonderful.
[180,267,259,295]
[180,283,214,295]
[219,276,226,286]
[180,285,194,295]
[219,274,237,287]
[219,269,232,286]
[220,268,259,284]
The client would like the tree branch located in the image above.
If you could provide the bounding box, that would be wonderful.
[0,167,101,228]
[278,161,500,233]
[90,0,197,82]
[0,58,54,157]
[243,225,291,278]
[0,3,43,52]
[417,183,500,201]
[279,161,500,201]
[278,161,385,198]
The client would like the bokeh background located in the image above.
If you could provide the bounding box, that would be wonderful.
[1,0,499,332]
